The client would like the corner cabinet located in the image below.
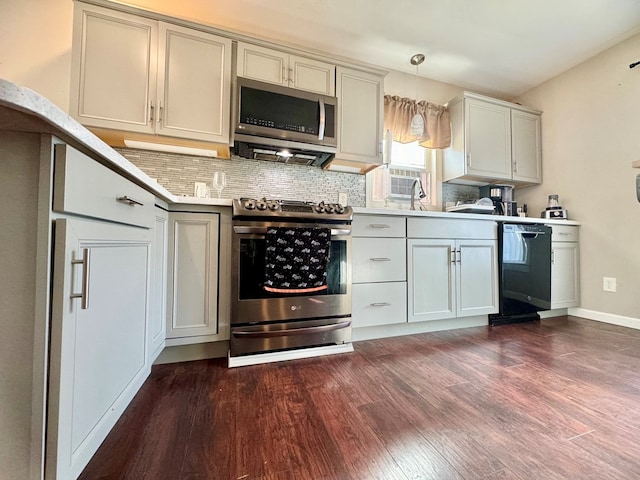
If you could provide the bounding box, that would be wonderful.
[333,67,384,171]
[166,211,228,344]
[47,144,155,479]
[550,225,580,308]
[70,2,232,143]
[443,92,541,185]
[407,218,498,322]
[236,42,335,95]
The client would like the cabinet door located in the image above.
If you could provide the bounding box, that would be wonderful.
[551,242,579,308]
[236,42,288,85]
[456,239,499,317]
[407,239,456,322]
[465,98,511,179]
[70,4,157,132]
[149,207,168,362]
[48,218,151,480]
[335,67,383,164]
[290,55,335,95]
[511,109,542,183]
[167,212,221,340]
[157,23,232,143]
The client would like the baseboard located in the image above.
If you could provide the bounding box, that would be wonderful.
[539,308,568,319]
[153,341,229,364]
[569,307,640,330]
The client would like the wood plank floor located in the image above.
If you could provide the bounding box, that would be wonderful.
[79,316,640,479]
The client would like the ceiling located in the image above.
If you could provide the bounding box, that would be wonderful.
[130,0,640,98]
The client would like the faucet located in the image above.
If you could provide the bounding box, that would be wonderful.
[410,177,427,210]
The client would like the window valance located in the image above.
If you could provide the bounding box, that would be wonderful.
[383,95,451,149]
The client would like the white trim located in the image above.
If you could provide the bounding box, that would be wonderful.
[538,308,568,319]
[227,343,354,368]
[569,307,640,330]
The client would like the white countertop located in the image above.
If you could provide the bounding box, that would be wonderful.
[352,206,580,225]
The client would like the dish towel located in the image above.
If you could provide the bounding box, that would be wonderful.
[264,227,331,294]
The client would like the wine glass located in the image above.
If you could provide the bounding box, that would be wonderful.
[212,171,227,199]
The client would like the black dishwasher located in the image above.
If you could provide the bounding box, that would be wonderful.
[489,223,552,326]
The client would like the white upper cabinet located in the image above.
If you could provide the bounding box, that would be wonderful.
[71,5,158,133]
[511,109,542,183]
[236,42,335,95]
[71,3,232,143]
[156,23,232,142]
[444,92,542,185]
[335,67,384,167]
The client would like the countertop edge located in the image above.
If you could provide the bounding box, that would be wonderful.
[352,207,581,225]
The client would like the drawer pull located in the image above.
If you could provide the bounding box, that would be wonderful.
[370,257,391,262]
[371,302,391,307]
[117,195,144,207]
[70,248,90,310]
[369,224,390,228]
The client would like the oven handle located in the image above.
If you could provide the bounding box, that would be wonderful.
[233,225,351,236]
[232,320,351,338]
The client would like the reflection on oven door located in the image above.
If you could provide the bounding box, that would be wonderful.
[230,318,352,356]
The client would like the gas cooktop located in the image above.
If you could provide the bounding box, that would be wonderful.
[232,198,352,222]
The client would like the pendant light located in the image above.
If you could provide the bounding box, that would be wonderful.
[410,53,425,136]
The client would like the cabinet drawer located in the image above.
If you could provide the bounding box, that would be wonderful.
[407,217,496,239]
[353,215,405,237]
[352,238,406,283]
[352,282,407,328]
[550,225,579,242]
[53,144,154,228]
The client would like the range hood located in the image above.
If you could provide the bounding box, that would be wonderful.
[233,133,335,167]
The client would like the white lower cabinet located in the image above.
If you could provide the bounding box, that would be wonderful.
[407,239,498,322]
[48,218,152,480]
[166,211,224,342]
[550,225,580,308]
[407,218,498,323]
[351,215,407,328]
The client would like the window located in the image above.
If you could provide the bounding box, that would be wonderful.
[365,138,439,210]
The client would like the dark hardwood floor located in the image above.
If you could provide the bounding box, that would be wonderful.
[79,316,640,479]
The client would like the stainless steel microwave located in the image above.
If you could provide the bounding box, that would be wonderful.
[233,77,338,150]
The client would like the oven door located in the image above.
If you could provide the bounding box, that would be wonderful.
[231,221,352,326]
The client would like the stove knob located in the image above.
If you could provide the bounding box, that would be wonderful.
[315,204,325,213]
[244,199,256,210]
[326,205,335,213]
[335,204,345,214]
[256,201,267,211]
[268,202,279,211]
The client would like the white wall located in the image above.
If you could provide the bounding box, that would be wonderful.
[515,33,640,319]
[0,0,73,110]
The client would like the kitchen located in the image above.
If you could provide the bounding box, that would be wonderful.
[2,0,640,479]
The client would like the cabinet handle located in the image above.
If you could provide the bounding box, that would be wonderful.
[456,249,461,263]
[70,248,90,310]
[551,249,555,264]
[289,67,294,85]
[513,161,518,174]
[369,224,390,229]
[371,302,391,307]
[370,257,391,262]
[282,65,287,83]
[149,101,154,122]
[158,101,163,125]
[466,153,471,167]
[117,195,144,207]
[450,250,456,263]
[318,97,326,141]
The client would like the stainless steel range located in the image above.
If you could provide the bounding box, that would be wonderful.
[229,198,353,362]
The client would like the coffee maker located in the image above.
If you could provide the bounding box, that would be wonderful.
[480,185,516,216]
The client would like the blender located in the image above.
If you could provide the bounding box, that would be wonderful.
[541,194,568,219]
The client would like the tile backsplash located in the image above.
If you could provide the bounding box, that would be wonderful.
[118,149,366,206]
[442,183,481,205]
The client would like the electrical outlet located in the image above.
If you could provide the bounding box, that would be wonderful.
[338,193,348,206]
[194,181,208,198]
[603,277,617,292]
